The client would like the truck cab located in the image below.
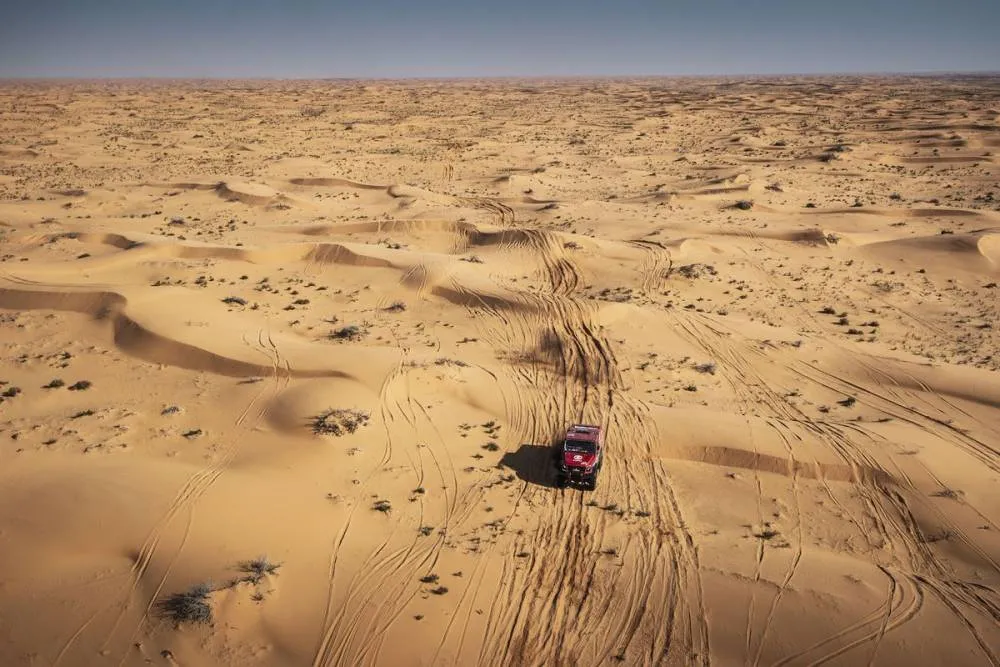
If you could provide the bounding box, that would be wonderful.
[555,424,603,490]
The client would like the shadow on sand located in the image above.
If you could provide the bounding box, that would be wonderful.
[499,443,558,489]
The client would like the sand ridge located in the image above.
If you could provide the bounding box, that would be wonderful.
[0,76,999,666]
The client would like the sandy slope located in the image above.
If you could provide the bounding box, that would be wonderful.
[0,76,998,666]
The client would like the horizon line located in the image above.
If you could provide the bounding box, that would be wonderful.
[2,69,1000,83]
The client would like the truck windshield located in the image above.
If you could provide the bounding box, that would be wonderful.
[564,440,595,454]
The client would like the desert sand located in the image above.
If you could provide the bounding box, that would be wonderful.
[0,76,998,666]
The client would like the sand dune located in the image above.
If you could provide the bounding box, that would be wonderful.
[807,206,987,218]
[0,281,398,381]
[858,231,1000,274]
[1,77,999,667]
[288,176,389,190]
[143,179,303,209]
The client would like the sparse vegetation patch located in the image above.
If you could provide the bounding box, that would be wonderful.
[312,408,370,436]
[239,555,281,584]
[157,583,214,626]
[330,324,367,341]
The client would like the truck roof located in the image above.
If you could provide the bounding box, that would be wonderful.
[565,424,601,442]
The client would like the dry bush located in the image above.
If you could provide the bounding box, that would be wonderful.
[330,324,367,341]
[157,583,213,625]
[239,556,281,584]
[312,409,370,436]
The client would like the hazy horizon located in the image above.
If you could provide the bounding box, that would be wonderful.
[3,70,1000,82]
[1,0,998,79]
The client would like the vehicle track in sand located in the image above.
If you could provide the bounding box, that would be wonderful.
[311,347,410,667]
[666,313,816,667]
[629,239,674,294]
[452,230,708,666]
[772,567,926,667]
[79,324,290,666]
[312,313,518,667]
[669,311,1000,665]
[464,197,515,227]
[311,329,438,667]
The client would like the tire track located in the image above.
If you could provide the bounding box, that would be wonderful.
[772,567,925,667]
[794,360,1000,476]
[672,311,1000,664]
[312,345,410,667]
[667,313,808,667]
[314,333,501,666]
[629,239,673,294]
[456,227,705,666]
[465,197,515,227]
[94,325,285,662]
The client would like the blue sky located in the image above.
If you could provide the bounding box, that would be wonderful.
[1,0,997,77]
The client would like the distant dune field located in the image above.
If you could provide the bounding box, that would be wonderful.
[0,76,998,666]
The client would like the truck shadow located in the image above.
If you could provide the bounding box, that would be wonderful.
[499,444,558,489]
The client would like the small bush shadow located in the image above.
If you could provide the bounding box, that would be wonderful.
[500,443,558,488]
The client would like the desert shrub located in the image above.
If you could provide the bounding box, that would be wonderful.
[331,325,366,341]
[434,358,469,367]
[676,263,717,279]
[157,583,213,625]
[239,555,281,584]
[872,280,900,293]
[312,409,370,436]
[754,527,780,540]
[693,362,716,375]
